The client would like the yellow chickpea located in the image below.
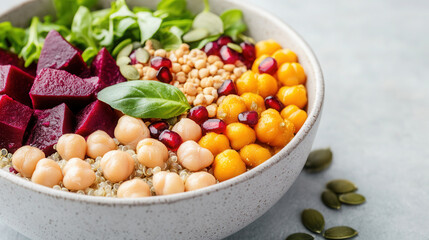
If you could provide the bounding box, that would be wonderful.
[100,150,135,183]
[281,105,308,133]
[86,130,117,159]
[216,95,247,124]
[254,109,295,147]
[56,134,87,160]
[177,141,214,172]
[117,179,151,198]
[239,144,272,167]
[136,138,169,168]
[153,171,185,195]
[12,146,45,178]
[240,92,266,115]
[277,84,308,109]
[213,149,246,182]
[185,172,217,191]
[272,49,298,66]
[114,115,150,150]
[198,132,230,156]
[225,123,256,150]
[171,118,202,142]
[236,71,258,95]
[255,39,282,58]
[277,63,306,86]
[257,73,278,98]
[62,158,96,191]
[31,159,63,188]
[252,55,269,73]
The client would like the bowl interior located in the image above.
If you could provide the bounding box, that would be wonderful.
[0,0,324,204]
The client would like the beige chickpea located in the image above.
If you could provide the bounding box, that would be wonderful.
[172,63,181,73]
[184,82,198,96]
[136,139,169,168]
[56,134,87,160]
[114,115,150,150]
[206,104,217,118]
[198,68,209,79]
[12,146,45,178]
[100,150,135,183]
[172,118,202,142]
[177,141,214,171]
[224,64,235,72]
[117,179,151,198]
[194,59,206,69]
[31,159,63,188]
[86,130,117,159]
[152,171,185,195]
[62,158,96,191]
[185,172,217,191]
[205,95,215,105]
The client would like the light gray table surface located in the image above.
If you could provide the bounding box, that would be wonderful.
[1,0,428,239]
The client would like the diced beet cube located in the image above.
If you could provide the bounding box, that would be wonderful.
[26,103,75,155]
[0,49,36,76]
[90,48,126,91]
[75,100,118,137]
[30,68,96,111]
[36,30,87,76]
[0,95,33,152]
[0,65,35,107]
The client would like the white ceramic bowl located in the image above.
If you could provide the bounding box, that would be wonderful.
[0,0,324,239]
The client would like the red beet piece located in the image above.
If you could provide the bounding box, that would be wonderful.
[0,65,35,107]
[75,100,118,137]
[0,95,33,152]
[37,30,87,76]
[30,68,96,111]
[26,103,75,155]
[90,48,126,91]
[0,49,36,76]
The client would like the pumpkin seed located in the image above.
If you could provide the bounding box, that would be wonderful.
[112,39,132,57]
[117,43,133,59]
[193,11,224,36]
[227,43,243,53]
[321,189,341,210]
[183,28,210,42]
[116,56,131,66]
[132,41,142,50]
[304,148,332,172]
[286,232,314,240]
[120,65,140,80]
[323,226,358,239]
[326,179,358,194]
[238,34,255,44]
[135,48,150,64]
[301,209,325,234]
[338,193,366,205]
[147,39,162,50]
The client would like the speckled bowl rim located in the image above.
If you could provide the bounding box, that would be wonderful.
[0,0,324,206]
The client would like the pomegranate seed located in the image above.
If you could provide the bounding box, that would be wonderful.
[150,56,172,70]
[148,121,169,139]
[9,167,18,174]
[238,111,259,127]
[129,50,137,64]
[159,130,183,151]
[265,96,284,112]
[201,119,227,134]
[188,106,209,125]
[219,45,239,64]
[203,41,220,56]
[217,79,237,96]
[217,36,233,46]
[258,57,278,75]
[240,42,256,63]
[156,67,173,83]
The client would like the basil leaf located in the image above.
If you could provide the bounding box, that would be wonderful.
[97,81,191,119]
[193,11,223,36]
[220,9,247,40]
[136,12,162,44]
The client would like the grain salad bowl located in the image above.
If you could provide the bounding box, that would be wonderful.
[0,0,324,239]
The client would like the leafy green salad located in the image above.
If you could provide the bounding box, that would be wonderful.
[0,0,249,67]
